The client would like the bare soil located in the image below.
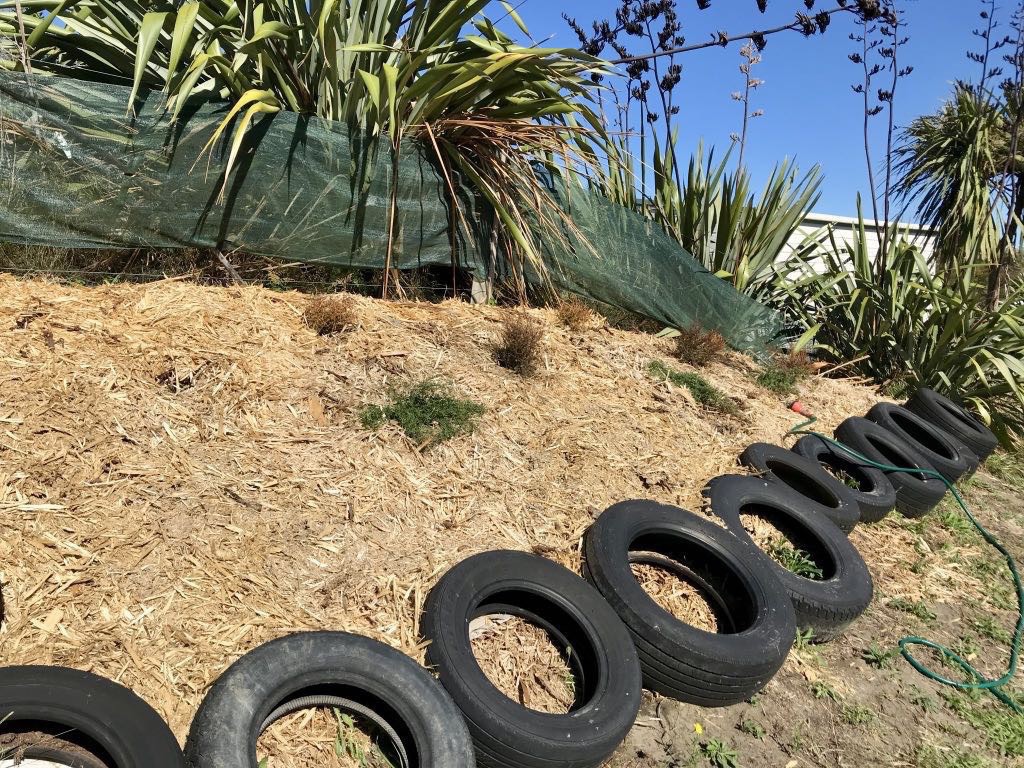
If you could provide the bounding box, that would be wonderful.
[0,275,1021,767]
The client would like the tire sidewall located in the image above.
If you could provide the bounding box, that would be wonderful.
[866,403,969,481]
[583,500,796,677]
[421,551,641,766]
[0,666,184,768]
[185,632,474,768]
[706,477,874,622]
[740,442,861,532]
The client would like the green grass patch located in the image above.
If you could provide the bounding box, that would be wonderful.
[917,745,996,768]
[794,627,816,651]
[888,597,937,624]
[982,451,1024,485]
[973,617,1012,645]
[937,696,1024,761]
[647,360,739,415]
[811,681,840,701]
[360,380,485,447]
[936,503,978,541]
[840,704,875,726]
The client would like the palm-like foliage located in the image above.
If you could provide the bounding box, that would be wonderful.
[664,144,822,300]
[780,204,1024,442]
[0,0,609,279]
[895,82,1019,280]
[590,136,821,303]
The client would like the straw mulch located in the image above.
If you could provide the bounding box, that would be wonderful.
[0,274,887,751]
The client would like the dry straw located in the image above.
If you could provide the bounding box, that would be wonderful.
[0,274,971,759]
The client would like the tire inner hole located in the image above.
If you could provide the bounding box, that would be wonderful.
[817,454,874,492]
[470,590,595,715]
[627,533,758,636]
[740,503,836,581]
[890,411,955,459]
[865,434,929,481]
[0,725,112,768]
[256,686,413,768]
[764,459,841,508]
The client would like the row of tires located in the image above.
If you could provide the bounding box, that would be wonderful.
[0,388,999,768]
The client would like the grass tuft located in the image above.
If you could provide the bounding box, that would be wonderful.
[767,538,824,579]
[495,313,545,377]
[674,323,727,367]
[888,597,937,624]
[811,681,840,701]
[647,360,739,415]
[917,745,996,768]
[556,297,596,330]
[303,294,357,335]
[973,616,1012,644]
[942,694,1024,757]
[360,380,484,447]
[794,627,816,651]
[840,704,875,726]
[756,350,815,396]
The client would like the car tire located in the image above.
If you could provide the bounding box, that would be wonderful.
[0,666,184,768]
[582,500,796,706]
[835,417,947,518]
[185,631,475,768]
[421,550,641,768]
[867,402,975,482]
[791,434,898,523]
[905,388,999,462]
[740,442,861,533]
[704,475,874,641]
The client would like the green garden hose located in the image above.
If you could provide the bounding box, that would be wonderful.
[787,414,1024,713]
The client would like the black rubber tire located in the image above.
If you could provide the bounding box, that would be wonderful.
[905,387,999,462]
[0,665,185,768]
[704,476,874,641]
[835,417,947,518]
[867,402,975,482]
[740,442,861,533]
[582,500,796,707]
[185,631,475,768]
[792,434,898,524]
[421,550,641,768]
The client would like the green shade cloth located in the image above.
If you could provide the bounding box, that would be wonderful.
[0,70,782,350]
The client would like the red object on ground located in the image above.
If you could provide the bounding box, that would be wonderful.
[790,400,815,417]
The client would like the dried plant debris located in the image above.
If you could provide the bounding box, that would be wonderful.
[0,273,885,759]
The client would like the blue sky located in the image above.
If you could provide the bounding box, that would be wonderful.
[505,0,987,218]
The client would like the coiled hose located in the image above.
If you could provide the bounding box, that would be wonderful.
[788,415,1024,713]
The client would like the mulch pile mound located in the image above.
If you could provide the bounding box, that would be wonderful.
[0,274,887,743]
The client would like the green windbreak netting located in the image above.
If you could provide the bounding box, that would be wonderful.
[0,70,782,350]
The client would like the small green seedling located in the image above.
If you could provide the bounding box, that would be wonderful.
[738,718,766,739]
[861,643,899,669]
[700,739,739,768]
[811,681,840,702]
